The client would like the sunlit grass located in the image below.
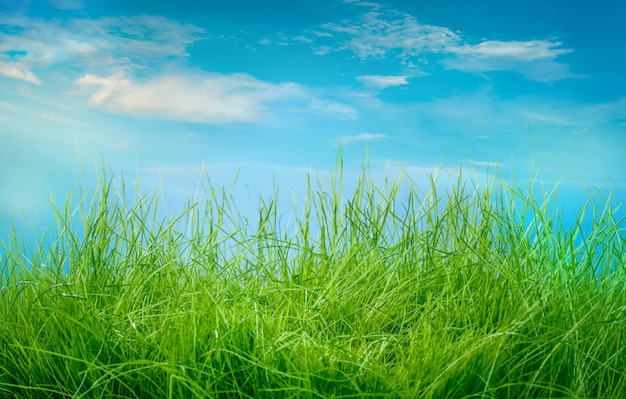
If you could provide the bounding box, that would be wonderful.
[1,154,625,398]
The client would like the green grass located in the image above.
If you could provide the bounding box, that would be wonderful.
[1,155,625,398]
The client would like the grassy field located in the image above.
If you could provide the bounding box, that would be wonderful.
[1,156,625,398]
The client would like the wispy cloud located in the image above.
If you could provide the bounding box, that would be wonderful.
[0,60,41,84]
[309,98,359,120]
[252,32,313,49]
[314,3,576,82]
[319,9,458,61]
[452,40,572,62]
[0,14,308,124]
[465,159,506,168]
[313,45,332,55]
[444,40,578,82]
[76,71,306,124]
[0,14,205,72]
[38,110,78,124]
[357,75,409,89]
[342,0,382,9]
[332,132,388,145]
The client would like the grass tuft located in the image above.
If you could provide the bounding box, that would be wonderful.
[1,155,625,398]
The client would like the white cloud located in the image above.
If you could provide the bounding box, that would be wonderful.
[320,10,459,60]
[75,71,306,124]
[0,60,41,84]
[357,75,409,89]
[293,35,313,43]
[315,5,576,82]
[342,0,381,9]
[252,33,313,49]
[444,40,578,82]
[451,40,572,62]
[309,30,333,38]
[333,132,388,145]
[0,15,205,71]
[313,45,332,55]
[309,98,359,120]
[465,159,506,168]
[38,110,77,124]
[48,0,84,10]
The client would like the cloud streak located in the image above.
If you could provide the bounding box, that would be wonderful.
[76,71,306,124]
[357,75,409,89]
[444,40,579,82]
[0,60,41,84]
[309,98,359,120]
[333,133,388,145]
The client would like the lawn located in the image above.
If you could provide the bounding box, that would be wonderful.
[1,156,625,398]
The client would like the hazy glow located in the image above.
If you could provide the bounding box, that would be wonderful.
[0,0,623,236]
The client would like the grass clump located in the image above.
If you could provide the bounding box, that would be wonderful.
[1,156,625,398]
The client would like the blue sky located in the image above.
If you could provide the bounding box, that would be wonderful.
[1,0,625,239]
